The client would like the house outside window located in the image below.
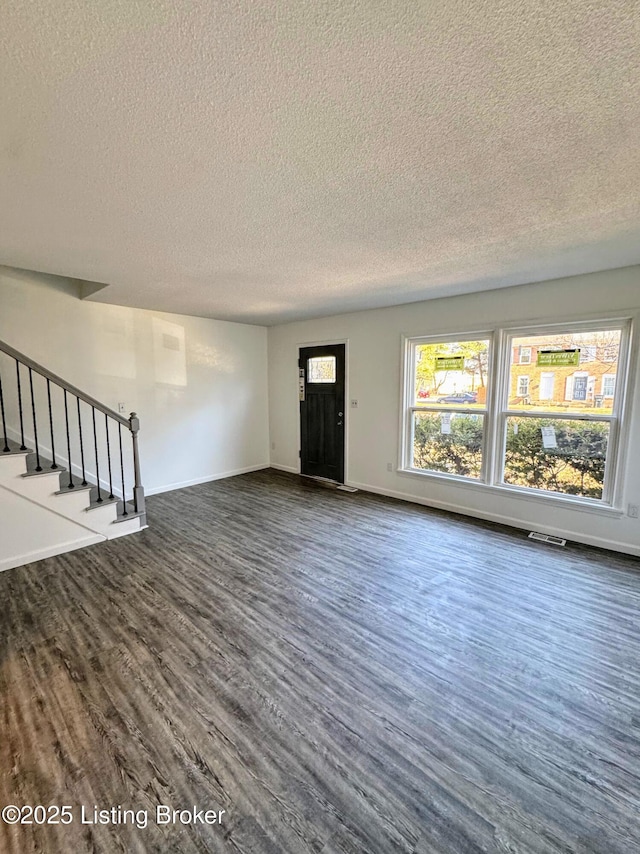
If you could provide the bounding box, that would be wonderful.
[580,345,597,363]
[517,376,530,398]
[405,336,491,480]
[602,375,616,397]
[403,321,632,506]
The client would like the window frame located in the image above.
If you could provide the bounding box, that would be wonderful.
[401,317,633,510]
[401,331,495,484]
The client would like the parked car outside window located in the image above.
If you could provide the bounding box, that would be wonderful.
[436,392,478,404]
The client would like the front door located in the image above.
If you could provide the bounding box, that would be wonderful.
[299,344,345,482]
[573,375,588,401]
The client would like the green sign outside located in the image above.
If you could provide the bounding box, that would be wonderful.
[435,355,465,371]
[536,349,580,367]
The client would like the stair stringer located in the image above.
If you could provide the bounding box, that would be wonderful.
[0,451,143,541]
[0,483,105,572]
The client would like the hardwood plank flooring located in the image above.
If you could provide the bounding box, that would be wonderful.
[1,469,640,853]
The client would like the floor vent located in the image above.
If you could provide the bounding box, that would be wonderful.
[528,531,567,546]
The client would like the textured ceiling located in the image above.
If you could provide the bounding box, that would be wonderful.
[1,1,639,326]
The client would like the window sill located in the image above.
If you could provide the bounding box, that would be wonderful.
[398,467,625,518]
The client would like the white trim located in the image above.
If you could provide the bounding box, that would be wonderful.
[400,331,493,479]
[0,535,105,573]
[502,410,614,422]
[270,463,300,474]
[396,466,623,516]
[343,479,640,558]
[146,463,270,496]
[401,315,634,511]
[499,315,633,336]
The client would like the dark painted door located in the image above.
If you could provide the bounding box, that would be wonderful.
[573,376,588,401]
[299,344,345,482]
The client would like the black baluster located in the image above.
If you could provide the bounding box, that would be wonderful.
[28,368,42,471]
[118,423,128,515]
[77,398,87,486]
[16,360,26,450]
[105,414,114,499]
[63,390,74,488]
[46,379,57,469]
[92,406,102,502]
[0,373,10,452]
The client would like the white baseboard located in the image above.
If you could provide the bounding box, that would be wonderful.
[146,463,270,496]
[269,463,300,474]
[345,479,640,559]
[0,534,105,573]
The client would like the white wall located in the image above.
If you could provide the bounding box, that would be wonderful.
[0,267,270,494]
[268,266,640,556]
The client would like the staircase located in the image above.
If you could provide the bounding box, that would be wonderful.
[0,339,146,572]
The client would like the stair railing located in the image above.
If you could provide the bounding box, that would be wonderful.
[0,339,145,523]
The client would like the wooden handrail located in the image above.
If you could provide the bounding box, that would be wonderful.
[0,338,129,427]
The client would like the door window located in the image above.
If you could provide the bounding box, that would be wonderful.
[308,356,336,383]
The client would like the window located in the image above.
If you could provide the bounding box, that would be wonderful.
[402,321,631,506]
[406,337,490,481]
[517,376,530,398]
[580,345,597,363]
[307,356,336,383]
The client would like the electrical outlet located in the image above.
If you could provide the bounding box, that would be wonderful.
[118,402,126,414]
[628,504,639,519]
[351,399,358,408]
[386,462,393,472]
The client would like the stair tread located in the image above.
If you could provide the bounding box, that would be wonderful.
[23,453,66,476]
[55,473,92,495]
[1,438,32,456]
[23,464,67,478]
[87,486,119,510]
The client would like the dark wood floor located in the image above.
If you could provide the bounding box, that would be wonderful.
[1,469,640,853]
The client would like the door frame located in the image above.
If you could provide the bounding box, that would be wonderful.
[297,338,349,484]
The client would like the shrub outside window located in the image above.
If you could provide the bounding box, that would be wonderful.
[403,321,632,507]
[500,327,626,501]
[407,337,491,481]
